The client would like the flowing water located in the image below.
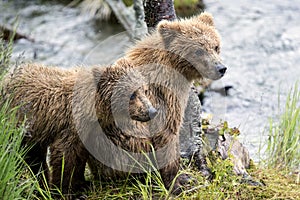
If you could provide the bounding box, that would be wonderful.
[1,0,299,161]
[204,0,300,161]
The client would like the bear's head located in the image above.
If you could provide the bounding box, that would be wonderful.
[128,85,157,122]
[98,63,158,124]
[157,12,227,80]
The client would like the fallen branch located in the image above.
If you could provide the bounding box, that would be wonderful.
[0,25,34,42]
[105,0,136,37]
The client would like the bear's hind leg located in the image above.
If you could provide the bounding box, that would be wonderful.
[50,133,89,196]
[22,141,49,187]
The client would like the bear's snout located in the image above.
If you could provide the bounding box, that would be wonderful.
[148,107,158,119]
[216,64,227,76]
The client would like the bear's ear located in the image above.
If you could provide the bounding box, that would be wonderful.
[157,20,181,48]
[198,12,214,26]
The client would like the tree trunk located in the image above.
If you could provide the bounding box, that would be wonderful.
[143,0,177,28]
[133,0,148,38]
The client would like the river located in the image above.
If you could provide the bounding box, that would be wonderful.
[1,0,299,162]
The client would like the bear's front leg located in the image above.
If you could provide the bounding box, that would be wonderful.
[159,157,179,189]
[50,132,89,197]
[159,158,192,195]
[158,136,193,195]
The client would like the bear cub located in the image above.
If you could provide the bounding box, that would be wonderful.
[2,61,157,195]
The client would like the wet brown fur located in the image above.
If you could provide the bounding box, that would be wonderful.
[2,60,155,195]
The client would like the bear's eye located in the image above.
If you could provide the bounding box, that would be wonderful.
[130,93,136,100]
[214,45,220,52]
[195,49,204,56]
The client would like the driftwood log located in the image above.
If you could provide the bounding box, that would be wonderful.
[104,0,147,38]
[105,0,136,37]
[0,25,34,42]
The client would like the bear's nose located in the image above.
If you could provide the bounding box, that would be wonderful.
[216,64,227,76]
[148,107,158,119]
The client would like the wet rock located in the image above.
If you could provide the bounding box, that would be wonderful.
[217,133,250,176]
[203,123,251,177]
[200,124,263,186]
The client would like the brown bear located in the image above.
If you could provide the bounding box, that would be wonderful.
[87,12,227,194]
[2,60,157,195]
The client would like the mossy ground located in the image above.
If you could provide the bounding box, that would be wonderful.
[82,162,299,200]
[12,158,299,199]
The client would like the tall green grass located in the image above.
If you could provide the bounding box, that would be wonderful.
[266,82,300,171]
[0,32,13,74]
[0,34,30,199]
[0,101,35,200]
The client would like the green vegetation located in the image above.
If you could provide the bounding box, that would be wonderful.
[85,153,299,199]
[0,34,32,200]
[266,82,300,172]
[174,0,200,7]
[0,101,34,200]
[0,33,13,75]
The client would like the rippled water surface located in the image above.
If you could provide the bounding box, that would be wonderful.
[1,0,299,161]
